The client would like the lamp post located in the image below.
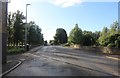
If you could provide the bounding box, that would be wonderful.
[118,1,120,32]
[25,4,30,51]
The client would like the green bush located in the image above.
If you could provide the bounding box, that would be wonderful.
[107,43,115,48]
[64,43,70,46]
[7,48,25,55]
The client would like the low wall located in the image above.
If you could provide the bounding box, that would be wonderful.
[30,45,42,49]
[70,45,120,55]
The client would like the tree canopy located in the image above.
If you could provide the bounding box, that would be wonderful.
[82,30,96,46]
[7,10,25,46]
[98,21,120,47]
[7,10,44,47]
[8,10,119,48]
[68,24,82,44]
[54,28,68,45]
[28,21,44,45]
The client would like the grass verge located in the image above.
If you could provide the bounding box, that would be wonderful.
[7,47,25,55]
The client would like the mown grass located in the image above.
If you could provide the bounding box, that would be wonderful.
[7,47,25,55]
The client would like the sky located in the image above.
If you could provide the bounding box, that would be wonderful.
[7,0,119,41]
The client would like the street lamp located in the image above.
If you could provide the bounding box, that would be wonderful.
[118,1,120,32]
[25,4,31,51]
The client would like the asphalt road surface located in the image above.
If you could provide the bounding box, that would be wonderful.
[6,46,119,76]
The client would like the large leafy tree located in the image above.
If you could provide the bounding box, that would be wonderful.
[106,34,120,47]
[36,26,44,45]
[7,10,25,46]
[92,31,101,45]
[28,21,44,45]
[109,21,118,33]
[28,22,36,44]
[98,21,120,47]
[54,28,68,44]
[13,11,25,45]
[49,40,54,45]
[98,27,109,46]
[7,12,14,46]
[7,11,44,47]
[82,30,96,46]
[68,24,82,44]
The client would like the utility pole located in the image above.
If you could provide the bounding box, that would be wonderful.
[0,0,8,64]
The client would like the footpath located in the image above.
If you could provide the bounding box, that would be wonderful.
[1,46,43,77]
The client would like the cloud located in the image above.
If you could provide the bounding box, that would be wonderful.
[51,0,83,8]
[85,0,119,2]
[49,0,119,8]
[8,0,119,11]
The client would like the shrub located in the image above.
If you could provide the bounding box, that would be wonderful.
[107,43,115,48]
[64,43,70,46]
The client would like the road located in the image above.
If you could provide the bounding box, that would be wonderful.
[6,46,119,76]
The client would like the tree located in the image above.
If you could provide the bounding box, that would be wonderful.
[98,21,120,47]
[54,28,68,44]
[7,11,25,46]
[7,12,14,46]
[49,40,54,45]
[13,10,25,46]
[92,31,101,46]
[7,10,44,48]
[28,21,44,45]
[98,27,109,46]
[106,34,120,47]
[82,30,95,46]
[109,21,118,35]
[36,26,44,45]
[68,24,82,44]
[27,22,36,44]
[44,40,48,46]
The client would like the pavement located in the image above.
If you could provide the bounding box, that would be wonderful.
[1,60,22,77]
[1,46,43,77]
[1,45,120,76]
